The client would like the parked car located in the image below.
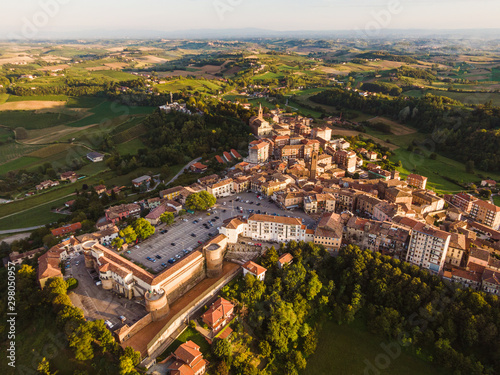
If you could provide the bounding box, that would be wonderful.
[161,263,167,268]
[168,258,176,264]
[171,242,176,246]
[198,240,203,244]
[191,233,196,237]
[126,250,131,254]
[155,255,161,259]
[175,254,182,259]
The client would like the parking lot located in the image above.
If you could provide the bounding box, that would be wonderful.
[67,253,147,329]
[126,191,317,272]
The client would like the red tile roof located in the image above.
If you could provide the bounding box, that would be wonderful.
[242,260,267,277]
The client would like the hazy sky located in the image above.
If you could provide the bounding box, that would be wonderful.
[2,0,500,38]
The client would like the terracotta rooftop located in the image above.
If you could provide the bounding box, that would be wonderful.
[248,213,302,226]
[242,260,267,276]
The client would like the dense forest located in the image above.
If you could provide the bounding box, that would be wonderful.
[134,102,251,167]
[311,89,500,171]
[219,243,500,375]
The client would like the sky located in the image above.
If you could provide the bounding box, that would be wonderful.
[1,0,500,39]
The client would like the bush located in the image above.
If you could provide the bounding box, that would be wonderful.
[67,278,79,290]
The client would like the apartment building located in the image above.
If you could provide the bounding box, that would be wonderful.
[470,199,500,230]
[406,174,428,189]
[449,192,476,213]
[207,178,233,198]
[405,222,451,274]
[248,141,270,164]
[220,214,313,244]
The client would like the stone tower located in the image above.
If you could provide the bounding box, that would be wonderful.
[145,288,170,321]
[258,103,263,119]
[310,151,318,179]
[204,235,227,278]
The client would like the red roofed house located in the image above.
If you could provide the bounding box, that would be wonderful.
[215,155,225,164]
[190,162,208,173]
[60,171,78,182]
[201,297,234,332]
[230,149,242,159]
[242,260,267,281]
[481,180,497,187]
[277,253,293,269]
[167,340,208,375]
[222,151,233,163]
[51,222,82,237]
[94,184,107,195]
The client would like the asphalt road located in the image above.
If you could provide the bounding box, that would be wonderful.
[126,191,317,272]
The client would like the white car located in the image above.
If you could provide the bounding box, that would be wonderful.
[105,320,114,329]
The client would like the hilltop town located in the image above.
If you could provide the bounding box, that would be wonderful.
[2,36,500,375]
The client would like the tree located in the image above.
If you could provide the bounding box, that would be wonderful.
[123,347,141,366]
[37,357,57,375]
[160,211,175,225]
[212,338,232,359]
[69,322,94,361]
[185,191,216,211]
[111,237,124,250]
[261,246,279,269]
[259,340,272,357]
[120,226,137,244]
[119,356,134,375]
[133,218,155,240]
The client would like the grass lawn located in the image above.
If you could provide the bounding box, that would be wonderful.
[0,111,80,130]
[307,319,448,375]
[493,195,500,207]
[157,326,210,361]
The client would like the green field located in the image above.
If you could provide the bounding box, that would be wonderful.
[91,70,139,81]
[155,78,222,93]
[492,67,500,82]
[6,94,68,102]
[307,319,448,375]
[0,111,80,130]
[66,96,105,108]
[0,127,13,142]
[67,101,155,127]
[0,195,69,230]
[251,71,285,81]
[0,93,10,105]
[115,137,147,155]
[0,156,40,175]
